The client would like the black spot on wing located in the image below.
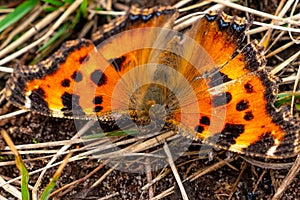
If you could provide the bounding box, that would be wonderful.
[93,96,103,104]
[200,116,210,125]
[195,125,204,133]
[236,100,250,111]
[28,88,50,114]
[244,82,253,93]
[94,106,103,112]
[61,79,70,87]
[212,92,232,107]
[91,70,107,86]
[244,111,254,121]
[71,71,83,82]
[61,92,84,117]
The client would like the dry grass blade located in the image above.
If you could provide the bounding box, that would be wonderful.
[189,157,235,182]
[272,155,300,200]
[0,5,64,59]
[0,0,83,66]
[240,156,294,169]
[40,152,73,199]
[212,0,300,25]
[49,161,108,197]
[1,129,29,200]
[0,66,13,73]
[0,176,21,199]
[271,50,300,75]
[0,110,28,120]
[290,65,300,114]
[266,36,299,58]
[90,163,118,189]
[163,142,188,200]
[228,161,247,200]
[0,6,43,50]
[32,120,95,199]
[145,157,154,199]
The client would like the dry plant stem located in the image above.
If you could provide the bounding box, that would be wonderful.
[0,0,83,66]
[0,154,59,167]
[106,0,112,11]
[163,142,189,200]
[1,129,26,198]
[32,120,94,200]
[0,176,21,199]
[176,1,210,10]
[50,161,108,197]
[174,3,225,31]
[113,3,129,11]
[240,156,294,169]
[228,161,247,200]
[0,9,14,13]
[253,21,300,33]
[91,163,118,188]
[266,32,293,56]
[189,157,235,182]
[2,138,93,151]
[282,75,300,84]
[288,0,300,44]
[0,66,13,73]
[260,0,287,47]
[212,0,300,25]
[290,65,300,114]
[151,186,174,200]
[272,154,300,200]
[247,13,300,35]
[145,156,154,199]
[142,167,171,190]
[173,0,193,8]
[98,192,120,200]
[89,9,126,16]
[0,5,44,50]
[0,110,28,120]
[0,6,64,58]
[216,156,238,171]
[270,170,281,192]
[0,148,87,188]
[266,36,300,58]
[271,50,300,75]
[252,169,267,193]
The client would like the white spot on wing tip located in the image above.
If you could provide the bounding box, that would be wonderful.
[24,91,32,109]
[266,146,277,156]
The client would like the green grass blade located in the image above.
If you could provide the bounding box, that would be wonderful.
[0,0,39,33]
[1,129,30,200]
[40,153,72,200]
[275,93,300,107]
[80,0,87,17]
[38,22,70,52]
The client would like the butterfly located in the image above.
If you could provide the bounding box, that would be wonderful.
[5,6,300,158]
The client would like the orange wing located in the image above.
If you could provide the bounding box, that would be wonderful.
[180,12,300,158]
[5,6,178,119]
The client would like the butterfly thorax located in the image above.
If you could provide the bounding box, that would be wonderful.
[128,83,180,127]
